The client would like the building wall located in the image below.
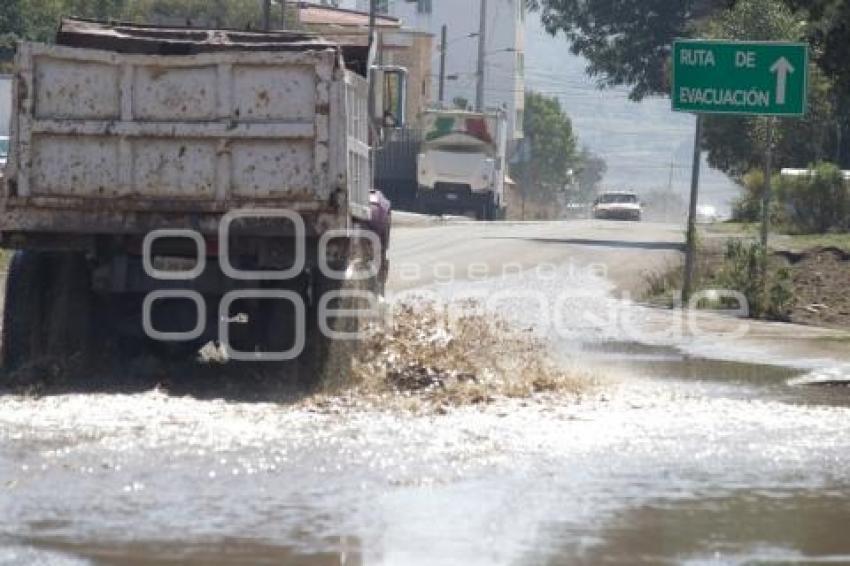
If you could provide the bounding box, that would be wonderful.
[355,0,525,140]
[380,31,433,127]
[295,20,432,124]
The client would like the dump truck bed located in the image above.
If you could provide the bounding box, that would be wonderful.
[1,19,371,238]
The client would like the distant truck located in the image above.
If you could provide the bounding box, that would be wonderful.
[0,74,10,137]
[416,109,507,220]
[0,19,404,378]
[0,75,10,169]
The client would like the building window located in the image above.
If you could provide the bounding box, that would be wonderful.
[402,0,430,13]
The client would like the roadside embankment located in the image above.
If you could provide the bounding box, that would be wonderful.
[643,222,850,330]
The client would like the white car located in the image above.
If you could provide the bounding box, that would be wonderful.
[592,191,642,221]
[696,204,721,224]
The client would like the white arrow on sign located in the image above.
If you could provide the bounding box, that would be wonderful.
[770,57,795,105]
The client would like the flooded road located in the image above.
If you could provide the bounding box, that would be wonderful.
[3,220,850,564]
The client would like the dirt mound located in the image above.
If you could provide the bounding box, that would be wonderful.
[789,249,850,329]
[339,300,592,411]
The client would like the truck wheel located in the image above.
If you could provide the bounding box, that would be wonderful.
[2,251,49,371]
[376,256,390,297]
[297,272,357,389]
[372,227,390,297]
[297,239,381,390]
[46,252,96,362]
[478,196,496,221]
[2,251,95,372]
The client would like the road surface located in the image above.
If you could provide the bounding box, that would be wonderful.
[2,219,850,565]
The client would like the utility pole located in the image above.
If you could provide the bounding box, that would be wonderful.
[521,138,531,221]
[369,0,377,41]
[475,0,487,111]
[760,117,776,309]
[681,114,703,306]
[760,119,775,252]
[438,25,447,105]
[367,0,377,138]
[281,0,287,30]
[262,0,271,31]
[666,158,675,223]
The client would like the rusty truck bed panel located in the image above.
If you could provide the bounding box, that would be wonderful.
[2,33,372,236]
[0,203,341,240]
[54,18,370,75]
[10,43,337,200]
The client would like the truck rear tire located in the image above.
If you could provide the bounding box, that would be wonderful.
[297,238,382,390]
[2,251,96,372]
[2,252,49,371]
[478,195,497,221]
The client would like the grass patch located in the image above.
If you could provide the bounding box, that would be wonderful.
[770,232,850,253]
[704,222,850,253]
[642,259,685,306]
[641,238,793,320]
[704,221,759,237]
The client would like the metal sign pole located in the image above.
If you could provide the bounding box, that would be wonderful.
[262,0,271,31]
[475,0,487,111]
[439,25,447,105]
[682,113,703,306]
[760,117,776,310]
[672,39,807,311]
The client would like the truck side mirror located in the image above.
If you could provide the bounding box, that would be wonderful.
[371,65,407,129]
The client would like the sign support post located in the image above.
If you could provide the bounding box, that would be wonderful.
[672,39,807,309]
[760,117,776,310]
[682,114,703,306]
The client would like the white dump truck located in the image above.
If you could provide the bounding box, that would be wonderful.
[0,19,404,379]
[0,74,10,168]
[0,74,10,136]
[416,109,507,220]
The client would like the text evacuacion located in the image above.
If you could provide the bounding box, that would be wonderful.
[678,87,771,107]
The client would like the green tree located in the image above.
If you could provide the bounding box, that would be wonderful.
[789,0,850,94]
[0,0,265,46]
[526,0,726,101]
[775,161,849,232]
[123,0,264,29]
[788,0,850,164]
[528,0,850,168]
[575,146,606,201]
[513,91,578,204]
[699,0,837,177]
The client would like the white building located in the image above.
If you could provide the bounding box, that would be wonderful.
[353,0,526,140]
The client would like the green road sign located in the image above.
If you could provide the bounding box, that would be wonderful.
[672,40,808,116]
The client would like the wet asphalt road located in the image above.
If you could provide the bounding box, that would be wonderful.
[3,219,850,565]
